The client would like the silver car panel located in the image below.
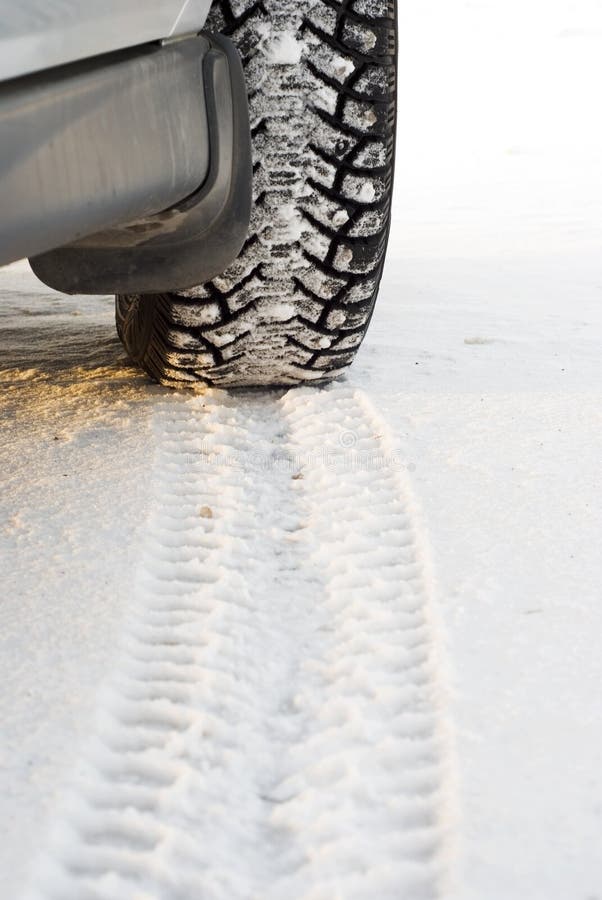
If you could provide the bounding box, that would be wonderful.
[0,0,212,82]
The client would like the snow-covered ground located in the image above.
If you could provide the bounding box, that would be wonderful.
[1,2,602,898]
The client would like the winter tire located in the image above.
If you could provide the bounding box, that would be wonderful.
[116,0,397,387]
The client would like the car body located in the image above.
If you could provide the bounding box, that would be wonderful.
[0,1,212,81]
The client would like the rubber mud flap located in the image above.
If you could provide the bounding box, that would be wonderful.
[30,33,252,295]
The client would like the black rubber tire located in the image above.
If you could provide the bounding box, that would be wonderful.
[116,0,397,387]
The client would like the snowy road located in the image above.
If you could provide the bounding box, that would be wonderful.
[23,388,451,899]
[3,1,602,898]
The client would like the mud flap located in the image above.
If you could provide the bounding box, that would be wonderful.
[30,33,251,295]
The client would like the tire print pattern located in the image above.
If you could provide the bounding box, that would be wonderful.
[25,386,453,900]
[117,0,397,387]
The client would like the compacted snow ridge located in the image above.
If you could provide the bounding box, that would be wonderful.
[26,386,452,900]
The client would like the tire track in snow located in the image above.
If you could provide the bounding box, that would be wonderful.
[27,386,453,900]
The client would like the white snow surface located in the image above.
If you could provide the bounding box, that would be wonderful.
[1,2,602,898]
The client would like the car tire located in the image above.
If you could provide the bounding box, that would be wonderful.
[116,0,397,387]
